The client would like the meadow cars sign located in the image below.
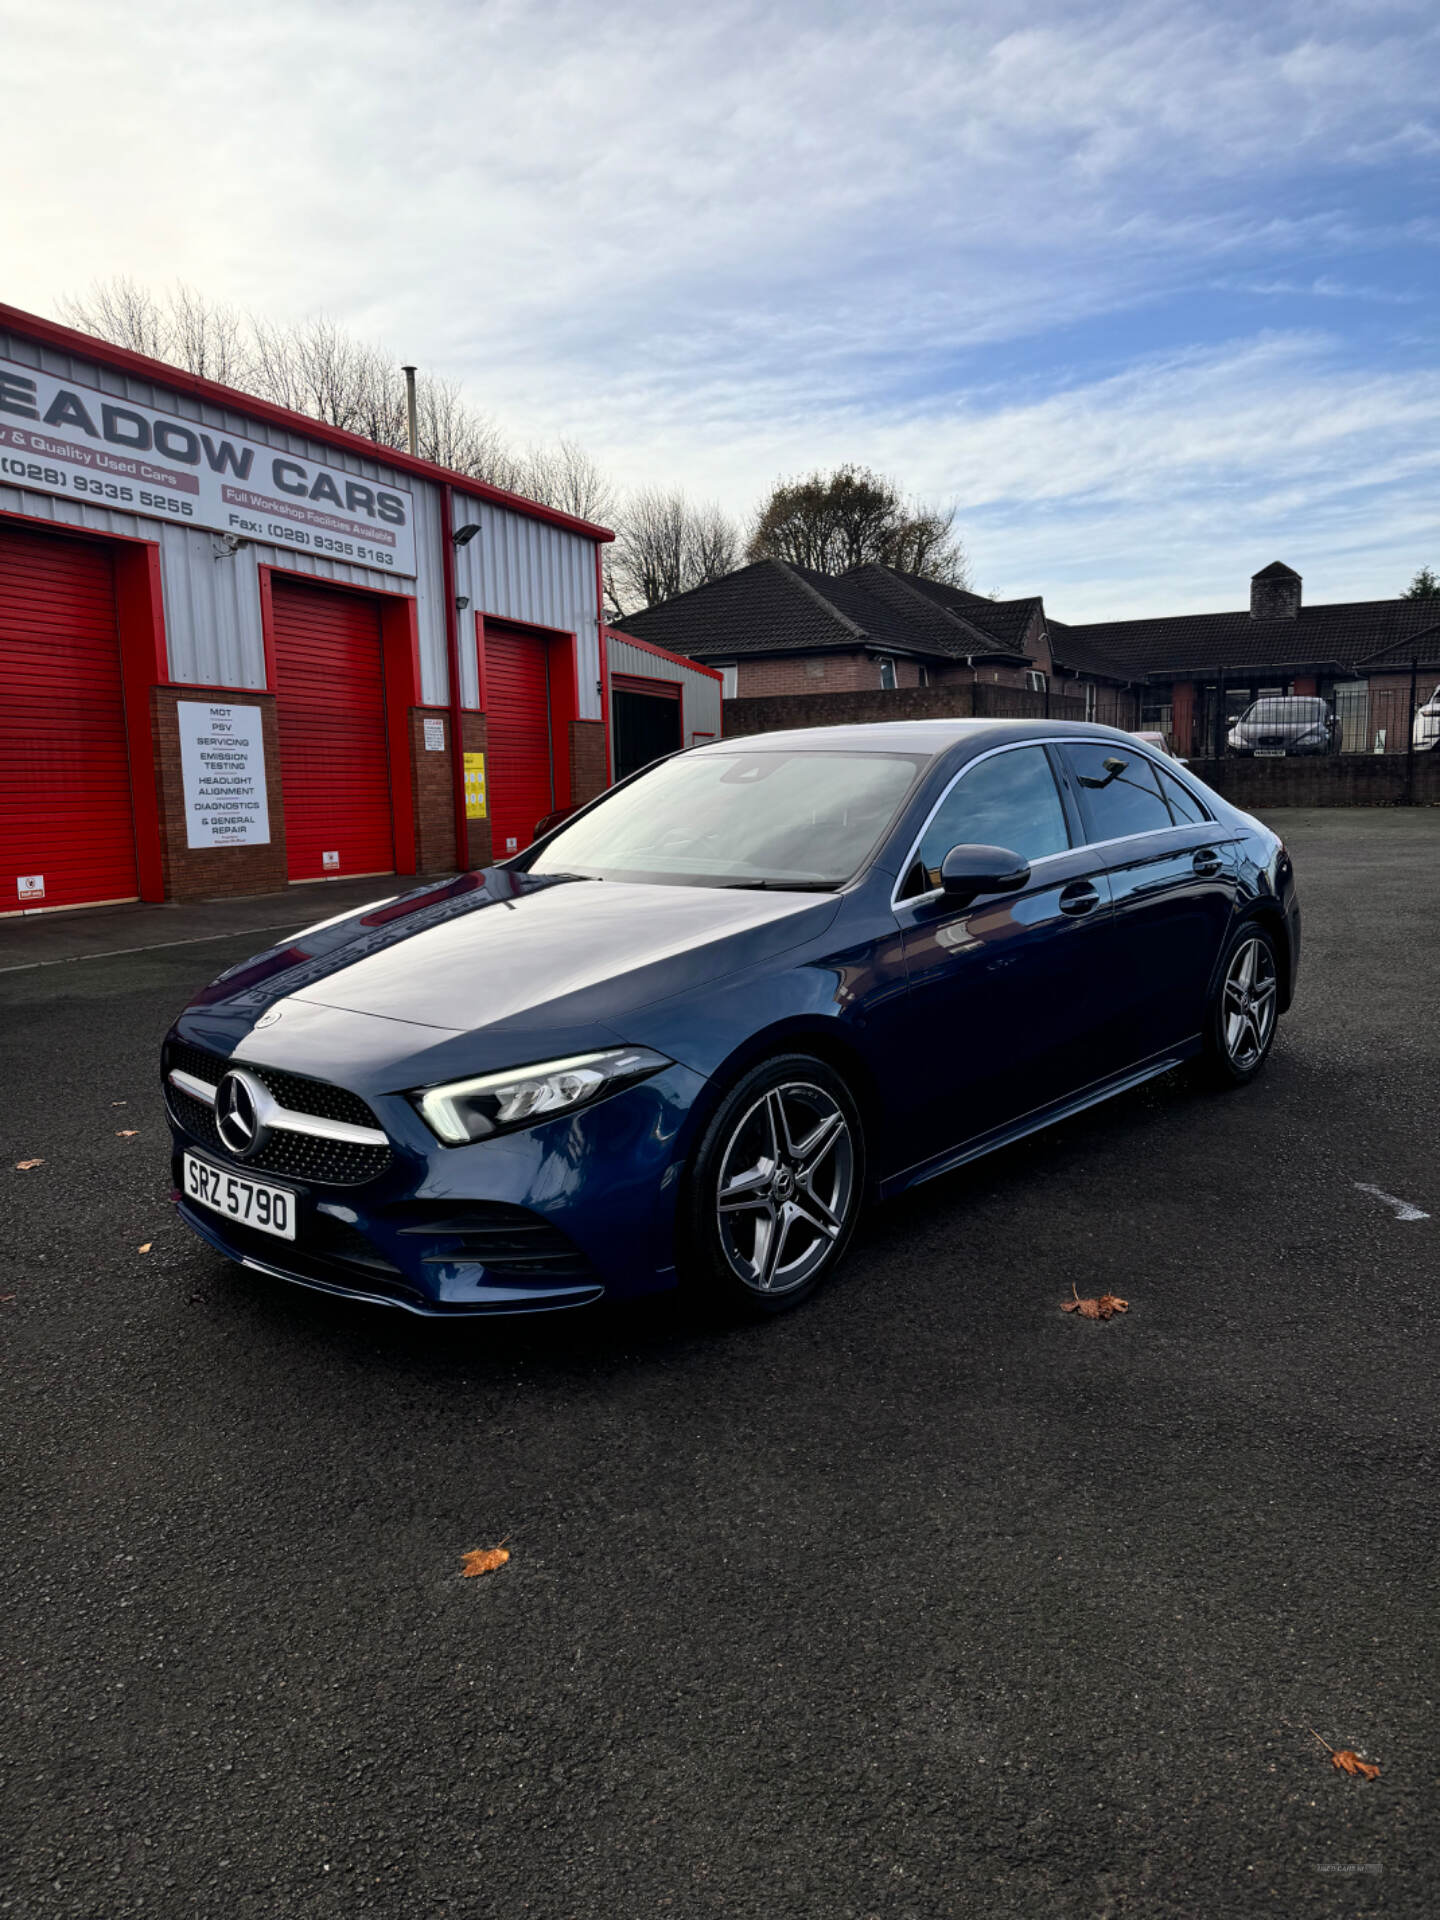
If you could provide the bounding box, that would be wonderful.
[0,357,416,575]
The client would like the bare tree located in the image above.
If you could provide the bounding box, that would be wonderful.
[518,439,617,525]
[167,283,251,386]
[59,275,171,363]
[56,275,539,490]
[609,487,740,612]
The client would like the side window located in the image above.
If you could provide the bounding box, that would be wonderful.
[1154,762,1209,825]
[1062,743,1173,841]
[908,746,1070,894]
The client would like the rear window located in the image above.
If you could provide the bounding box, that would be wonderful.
[1245,698,1326,722]
[1061,743,1172,840]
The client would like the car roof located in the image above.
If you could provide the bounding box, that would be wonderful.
[688,717,1145,757]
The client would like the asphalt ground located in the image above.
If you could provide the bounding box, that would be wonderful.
[2,811,1436,1919]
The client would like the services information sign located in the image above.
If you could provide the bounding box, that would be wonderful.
[464,751,488,819]
[0,356,417,576]
[178,703,271,848]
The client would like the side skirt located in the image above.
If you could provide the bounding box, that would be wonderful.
[877,1043,1201,1202]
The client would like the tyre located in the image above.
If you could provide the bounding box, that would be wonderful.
[1196,921,1280,1089]
[681,1053,865,1316]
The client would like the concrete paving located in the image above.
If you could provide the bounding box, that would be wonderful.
[1,812,1435,1917]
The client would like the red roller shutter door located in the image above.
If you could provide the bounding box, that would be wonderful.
[0,524,139,913]
[485,628,554,856]
[271,579,394,882]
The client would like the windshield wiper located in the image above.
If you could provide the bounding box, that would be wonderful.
[722,879,839,892]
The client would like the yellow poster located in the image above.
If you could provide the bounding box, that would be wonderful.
[463,752,488,819]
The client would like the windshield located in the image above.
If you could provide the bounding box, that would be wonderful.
[525,749,925,888]
[1241,698,1327,723]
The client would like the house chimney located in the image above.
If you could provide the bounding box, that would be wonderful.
[1250,561,1301,620]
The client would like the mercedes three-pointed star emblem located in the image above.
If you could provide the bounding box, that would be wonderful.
[215,1069,269,1159]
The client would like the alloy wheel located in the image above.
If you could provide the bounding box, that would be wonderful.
[715,1081,855,1296]
[1221,935,1277,1070]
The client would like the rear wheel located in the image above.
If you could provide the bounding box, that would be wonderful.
[1197,922,1280,1088]
[682,1054,865,1316]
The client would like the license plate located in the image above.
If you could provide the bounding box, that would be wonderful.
[183,1154,296,1240]
[1254,748,1285,757]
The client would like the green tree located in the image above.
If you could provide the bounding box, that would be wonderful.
[1401,566,1440,598]
[747,464,970,586]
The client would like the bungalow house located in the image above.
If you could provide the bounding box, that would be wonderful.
[612,558,1133,711]
[617,558,1440,756]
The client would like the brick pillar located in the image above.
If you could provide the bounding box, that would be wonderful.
[1170,680,1196,757]
[408,707,457,874]
[150,686,288,901]
[568,719,609,806]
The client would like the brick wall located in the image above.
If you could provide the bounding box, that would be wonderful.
[723,683,982,736]
[409,707,457,874]
[1190,754,1440,807]
[150,686,288,901]
[733,652,879,697]
[569,719,609,806]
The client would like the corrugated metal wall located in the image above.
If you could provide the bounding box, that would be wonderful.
[607,633,723,742]
[450,491,603,720]
[1,330,607,711]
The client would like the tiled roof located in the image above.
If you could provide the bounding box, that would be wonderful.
[613,559,1440,685]
[1044,618,1137,682]
[612,559,862,660]
[613,558,1034,663]
[891,573,1042,654]
[1059,598,1440,677]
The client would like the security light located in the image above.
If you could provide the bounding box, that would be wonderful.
[452,524,481,547]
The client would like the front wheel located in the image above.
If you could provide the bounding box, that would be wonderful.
[681,1054,865,1316]
[1197,922,1280,1088]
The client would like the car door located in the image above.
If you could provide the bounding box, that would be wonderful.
[892,742,1118,1161]
[1056,742,1240,1064]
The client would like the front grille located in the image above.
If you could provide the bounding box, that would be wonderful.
[398,1203,594,1279]
[165,1042,392,1187]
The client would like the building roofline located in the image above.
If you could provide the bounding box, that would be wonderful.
[771,558,869,641]
[1355,620,1440,668]
[0,300,615,544]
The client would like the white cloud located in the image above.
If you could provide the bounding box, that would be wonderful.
[2,0,1438,615]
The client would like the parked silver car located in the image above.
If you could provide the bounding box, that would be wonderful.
[1413,686,1440,751]
[1227,696,1335,756]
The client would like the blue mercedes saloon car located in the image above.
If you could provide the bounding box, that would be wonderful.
[162,720,1300,1319]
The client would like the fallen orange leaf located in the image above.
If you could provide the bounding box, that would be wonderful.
[1310,1729,1380,1779]
[137,1243,153,1254]
[116,1130,139,1139]
[1062,1285,1129,1320]
[461,1545,510,1578]
[15,1159,43,1171]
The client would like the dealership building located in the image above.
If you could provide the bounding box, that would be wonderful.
[0,301,720,915]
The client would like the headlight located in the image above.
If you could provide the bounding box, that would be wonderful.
[411,1047,671,1144]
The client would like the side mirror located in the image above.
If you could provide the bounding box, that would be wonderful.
[939,843,1031,905]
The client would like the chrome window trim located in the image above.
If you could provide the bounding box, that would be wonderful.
[889,737,1217,912]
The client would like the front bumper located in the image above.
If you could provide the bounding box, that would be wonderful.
[167,1059,708,1316]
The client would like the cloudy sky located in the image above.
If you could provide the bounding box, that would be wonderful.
[4,0,1439,615]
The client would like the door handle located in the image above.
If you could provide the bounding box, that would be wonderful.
[1059,880,1101,916]
[1192,848,1223,877]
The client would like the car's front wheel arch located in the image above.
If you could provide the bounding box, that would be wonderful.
[675,1042,870,1316]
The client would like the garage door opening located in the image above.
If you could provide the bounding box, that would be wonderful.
[612,675,682,782]
[484,625,557,857]
[0,523,139,914]
[269,576,395,883]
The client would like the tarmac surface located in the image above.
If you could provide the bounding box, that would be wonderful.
[2,812,1436,1917]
